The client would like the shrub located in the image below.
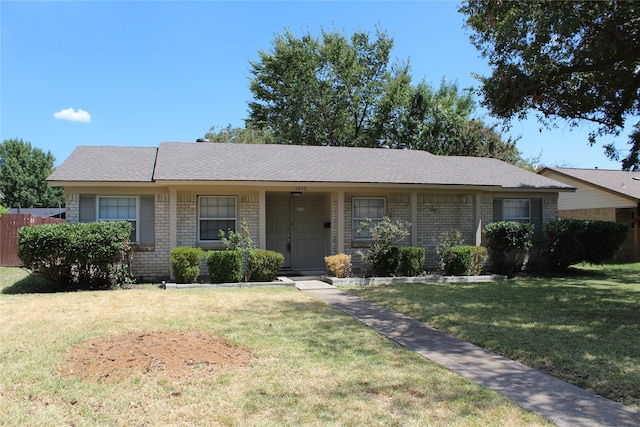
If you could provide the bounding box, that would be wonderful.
[435,229,464,272]
[206,250,243,283]
[18,221,132,289]
[468,246,487,275]
[247,249,285,282]
[545,219,628,270]
[357,216,410,276]
[324,253,352,278]
[442,246,487,276]
[484,221,533,276]
[170,247,204,283]
[398,246,425,276]
[220,218,256,280]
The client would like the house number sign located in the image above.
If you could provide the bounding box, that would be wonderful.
[295,186,307,192]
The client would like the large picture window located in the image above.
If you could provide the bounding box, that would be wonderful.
[97,196,138,242]
[199,196,237,241]
[352,197,386,240]
[503,199,531,223]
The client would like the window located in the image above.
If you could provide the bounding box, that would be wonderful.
[352,197,386,240]
[97,196,138,242]
[199,196,236,241]
[503,199,531,223]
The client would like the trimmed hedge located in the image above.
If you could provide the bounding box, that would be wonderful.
[324,253,352,278]
[484,221,533,276]
[442,246,487,276]
[545,219,628,269]
[398,246,425,276]
[170,247,204,283]
[18,221,132,289]
[207,250,243,283]
[247,249,285,282]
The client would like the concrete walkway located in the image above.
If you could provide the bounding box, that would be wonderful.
[296,281,640,427]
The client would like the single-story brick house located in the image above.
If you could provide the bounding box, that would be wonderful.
[539,167,640,262]
[48,142,574,280]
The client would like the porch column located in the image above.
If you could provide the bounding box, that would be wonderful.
[169,188,177,279]
[169,188,177,250]
[337,191,345,253]
[259,190,266,249]
[411,191,418,247]
[475,192,482,245]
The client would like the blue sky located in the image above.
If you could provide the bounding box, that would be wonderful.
[1,1,630,169]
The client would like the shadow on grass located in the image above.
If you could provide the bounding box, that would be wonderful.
[1,272,62,294]
[1,273,120,294]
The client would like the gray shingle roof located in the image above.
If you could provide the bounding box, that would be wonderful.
[47,146,158,182]
[152,143,571,189]
[49,142,573,190]
[542,167,640,200]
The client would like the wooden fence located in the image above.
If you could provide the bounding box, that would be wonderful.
[0,214,65,267]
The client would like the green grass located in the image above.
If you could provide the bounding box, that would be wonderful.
[0,267,549,426]
[346,263,640,409]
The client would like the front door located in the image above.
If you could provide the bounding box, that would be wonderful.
[292,197,325,270]
[266,195,292,268]
[266,193,325,271]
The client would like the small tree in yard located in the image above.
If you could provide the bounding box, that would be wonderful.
[357,216,410,276]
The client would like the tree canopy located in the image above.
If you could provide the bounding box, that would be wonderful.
[243,27,526,165]
[0,139,64,208]
[460,0,640,169]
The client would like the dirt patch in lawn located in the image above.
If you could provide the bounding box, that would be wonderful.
[62,330,253,382]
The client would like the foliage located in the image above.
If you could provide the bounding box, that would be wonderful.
[460,1,640,169]
[219,219,256,281]
[206,250,243,283]
[324,253,352,278]
[170,247,204,283]
[204,124,275,144]
[398,246,425,277]
[0,205,7,217]
[18,221,132,289]
[246,27,527,164]
[545,219,629,270]
[246,249,285,282]
[484,221,533,276]
[357,216,410,276]
[435,229,464,272]
[0,139,65,208]
[388,83,523,164]
[248,27,405,148]
[442,246,487,276]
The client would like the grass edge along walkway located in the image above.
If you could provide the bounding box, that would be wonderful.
[296,281,640,427]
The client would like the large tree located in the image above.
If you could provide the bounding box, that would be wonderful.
[460,0,640,169]
[247,28,410,147]
[246,27,526,164]
[0,139,64,208]
[204,124,274,144]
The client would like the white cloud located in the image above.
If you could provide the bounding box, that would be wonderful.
[53,107,91,123]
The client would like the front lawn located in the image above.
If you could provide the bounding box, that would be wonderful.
[0,267,549,426]
[347,263,640,409]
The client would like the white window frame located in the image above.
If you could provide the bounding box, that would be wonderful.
[198,196,237,242]
[352,197,386,240]
[503,199,531,223]
[96,196,139,243]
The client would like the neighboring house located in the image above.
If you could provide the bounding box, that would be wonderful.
[539,167,640,262]
[48,143,574,280]
[8,208,66,219]
[0,189,4,201]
